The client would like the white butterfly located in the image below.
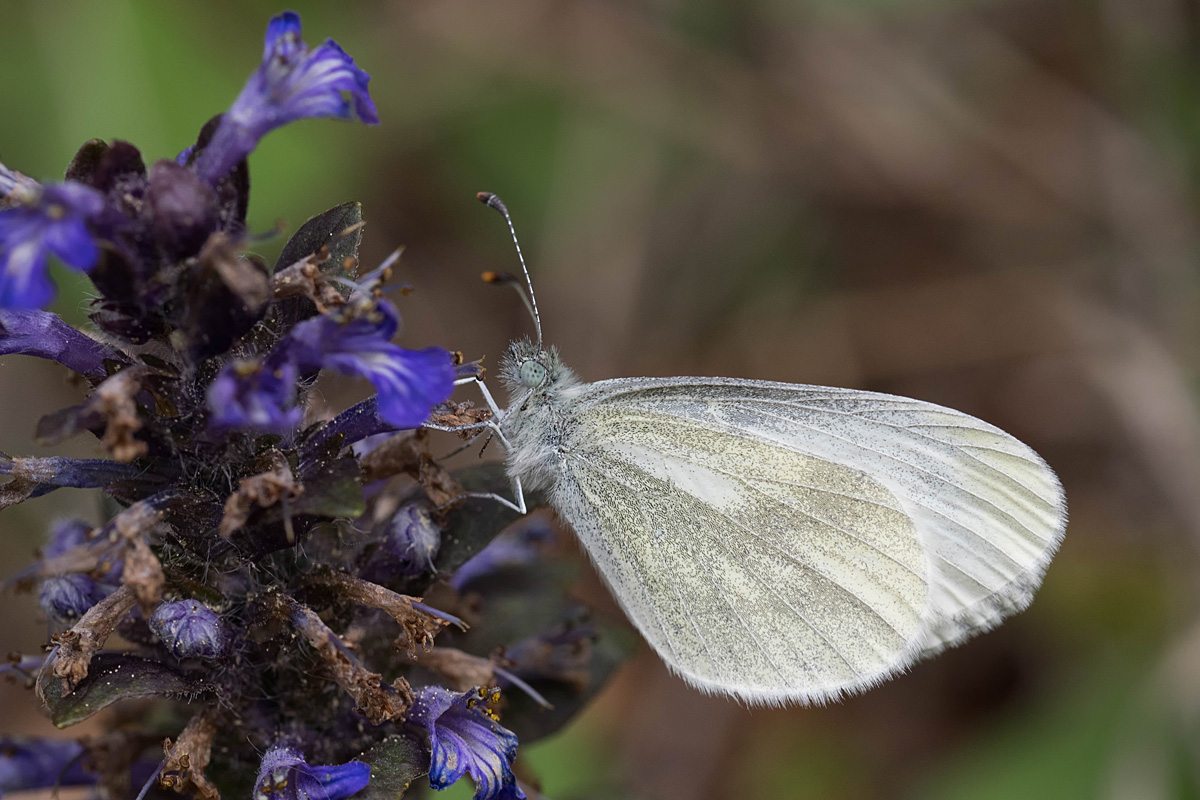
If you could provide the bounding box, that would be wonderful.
[439,194,1067,706]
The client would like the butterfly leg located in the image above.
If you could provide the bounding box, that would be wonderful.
[443,478,527,515]
[425,425,527,513]
[426,378,529,514]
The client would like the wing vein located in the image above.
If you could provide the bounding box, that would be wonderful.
[574,450,912,642]
[593,402,1053,553]
[934,552,991,591]
[743,405,1047,560]
[573,454,724,684]
[652,521,720,681]
[601,406,1037,566]
[705,527,863,678]
[671,451,924,581]
[883,425,1055,508]
[573,452,866,680]
[745,398,1057,512]
[685,528,793,683]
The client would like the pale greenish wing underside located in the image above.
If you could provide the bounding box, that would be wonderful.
[553,405,932,704]
[552,378,1065,703]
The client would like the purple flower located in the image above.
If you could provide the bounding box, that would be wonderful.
[287,299,455,429]
[0,737,95,795]
[43,518,92,559]
[208,357,302,433]
[408,687,525,800]
[43,519,119,580]
[252,744,370,800]
[386,503,441,577]
[39,574,107,625]
[37,520,119,625]
[0,182,104,309]
[0,310,114,378]
[149,600,228,659]
[196,12,378,184]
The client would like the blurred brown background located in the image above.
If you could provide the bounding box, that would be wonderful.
[3,1,1200,797]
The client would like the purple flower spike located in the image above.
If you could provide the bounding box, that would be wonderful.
[149,600,228,659]
[253,744,370,800]
[39,574,107,625]
[208,358,302,433]
[0,182,104,309]
[288,300,455,429]
[0,309,113,378]
[408,687,526,800]
[196,11,378,184]
[0,737,95,795]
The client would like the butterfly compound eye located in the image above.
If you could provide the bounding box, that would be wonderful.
[519,359,549,388]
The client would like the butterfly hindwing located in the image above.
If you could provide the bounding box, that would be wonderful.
[552,402,932,704]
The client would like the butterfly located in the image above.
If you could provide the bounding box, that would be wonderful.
[442,193,1067,706]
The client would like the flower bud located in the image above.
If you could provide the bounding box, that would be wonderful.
[386,503,440,577]
[149,600,227,659]
[43,519,90,558]
[39,574,105,624]
[147,161,216,260]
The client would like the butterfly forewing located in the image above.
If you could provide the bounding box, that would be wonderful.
[551,402,933,704]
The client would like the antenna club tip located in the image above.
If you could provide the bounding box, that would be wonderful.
[481,271,500,283]
[476,191,508,215]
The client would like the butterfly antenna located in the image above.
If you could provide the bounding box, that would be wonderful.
[477,192,543,347]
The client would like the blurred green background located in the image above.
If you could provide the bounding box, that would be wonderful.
[3,1,1200,798]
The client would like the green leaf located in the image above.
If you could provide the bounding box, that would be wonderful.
[436,537,635,744]
[449,558,579,651]
[293,454,366,519]
[417,460,633,744]
[267,201,365,336]
[358,734,428,800]
[43,652,198,728]
[418,462,546,591]
[504,620,637,745]
[274,201,363,275]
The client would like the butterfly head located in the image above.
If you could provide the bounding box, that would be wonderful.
[499,338,577,400]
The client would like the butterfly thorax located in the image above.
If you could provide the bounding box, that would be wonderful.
[498,338,584,492]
